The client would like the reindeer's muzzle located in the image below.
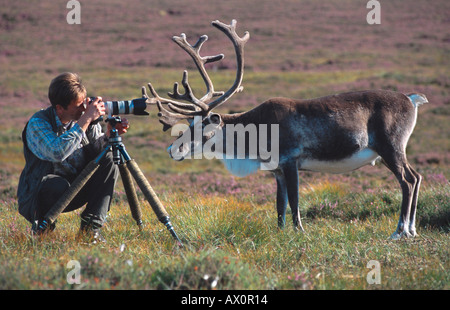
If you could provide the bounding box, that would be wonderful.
[167,144,187,161]
[167,139,201,161]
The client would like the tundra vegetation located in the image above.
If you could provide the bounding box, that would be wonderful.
[0,0,448,289]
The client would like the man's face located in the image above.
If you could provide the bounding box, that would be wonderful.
[58,94,86,123]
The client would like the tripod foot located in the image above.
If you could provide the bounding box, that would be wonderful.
[160,216,183,247]
[136,220,144,231]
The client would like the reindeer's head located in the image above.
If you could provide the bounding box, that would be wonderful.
[142,20,249,161]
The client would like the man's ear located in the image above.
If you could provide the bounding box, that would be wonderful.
[55,104,64,113]
[54,104,66,119]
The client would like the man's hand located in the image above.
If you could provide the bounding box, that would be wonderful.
[106,118,130,137]
[78,97,106,132]
[85,97,106,122]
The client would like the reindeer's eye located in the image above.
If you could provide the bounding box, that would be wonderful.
[208,113,221,125]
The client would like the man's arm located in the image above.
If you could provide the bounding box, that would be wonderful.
[26,117,84,162]
[87,118,130,153]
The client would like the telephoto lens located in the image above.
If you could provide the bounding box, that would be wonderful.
[89,97,149,117]
[104,98,149,116]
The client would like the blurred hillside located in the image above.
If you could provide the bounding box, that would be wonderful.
[0,0,449,198]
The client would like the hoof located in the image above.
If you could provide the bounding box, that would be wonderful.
[293,225,305,233]
[277,216,286,230]
[389,230,414,240]
[277,222,286,230]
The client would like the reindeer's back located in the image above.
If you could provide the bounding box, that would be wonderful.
[253,90,416,161]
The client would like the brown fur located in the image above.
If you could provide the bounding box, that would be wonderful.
[148,20,426,239]
[192,89,425,238]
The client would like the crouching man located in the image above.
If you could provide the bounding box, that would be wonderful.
[17,72,129,243]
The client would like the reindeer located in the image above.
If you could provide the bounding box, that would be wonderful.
[142,20,427,240]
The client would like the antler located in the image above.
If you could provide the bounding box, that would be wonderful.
[171,33,225,105]
[144,19,250,131]
[141,83,198,131]
[206,19,249,111]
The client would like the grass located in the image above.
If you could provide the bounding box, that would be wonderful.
[0,0,449,291]
[0,182,448,290]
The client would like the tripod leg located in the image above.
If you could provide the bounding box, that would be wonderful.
[37,146,112,233]
[126,160,167,219]
[126,159,183,246]
[119,163,143,229]
[38,160,100,232]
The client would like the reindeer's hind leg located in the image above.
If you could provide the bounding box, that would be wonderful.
[381,152,420,239]
[407,165,422,237]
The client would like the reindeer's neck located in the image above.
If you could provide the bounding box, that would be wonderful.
[220,111,250,125]
[217,111,276,177]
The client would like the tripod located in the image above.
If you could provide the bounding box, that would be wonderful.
[36,116,183,246]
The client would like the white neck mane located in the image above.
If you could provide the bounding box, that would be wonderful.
[221,158,260,177]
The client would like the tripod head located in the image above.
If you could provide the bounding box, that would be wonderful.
[105,116,129,164]
[105,116,123,128]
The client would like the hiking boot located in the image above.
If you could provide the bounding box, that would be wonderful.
[78,214,106,244]
[31,219,56,235]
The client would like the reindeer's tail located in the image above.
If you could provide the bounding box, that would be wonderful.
[406,93,428,108]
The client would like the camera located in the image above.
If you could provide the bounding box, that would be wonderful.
[89,97,149,117]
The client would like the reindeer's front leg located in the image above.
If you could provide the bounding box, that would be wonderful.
[282,162,305,232]
[274,170,288,229]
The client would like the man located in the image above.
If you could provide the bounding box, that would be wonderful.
[17,72,129,242]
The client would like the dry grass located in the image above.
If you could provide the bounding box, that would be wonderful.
[0,0,448,291]
[0,182,448,290]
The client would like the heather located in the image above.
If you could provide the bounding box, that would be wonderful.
[0,0,448,290]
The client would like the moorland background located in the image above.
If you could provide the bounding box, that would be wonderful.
[0,0,448,291]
